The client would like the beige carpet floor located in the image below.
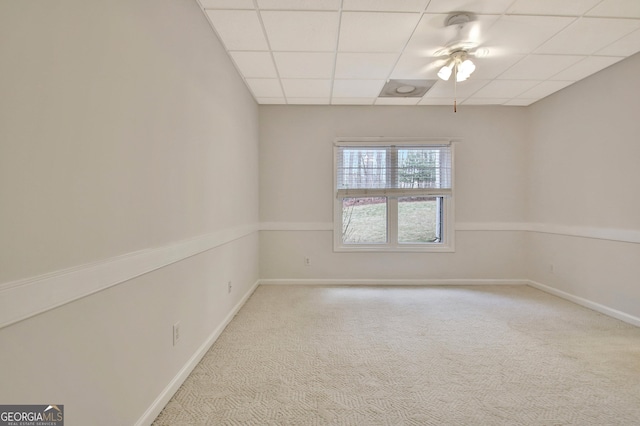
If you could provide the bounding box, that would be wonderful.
[153,285,640,425]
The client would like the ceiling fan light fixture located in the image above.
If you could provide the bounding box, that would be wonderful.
[456,58,476,81]
[437,62,453,81]
[437,11,480,112]
[437,52,476,82]
[459,59,475,75]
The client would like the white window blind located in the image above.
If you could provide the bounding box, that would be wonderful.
[335,144,452,198]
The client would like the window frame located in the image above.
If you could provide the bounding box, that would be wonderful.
[333,138,455,253]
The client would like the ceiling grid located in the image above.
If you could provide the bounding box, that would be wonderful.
[199,0,640,106]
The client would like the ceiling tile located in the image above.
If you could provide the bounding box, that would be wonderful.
[483,15,575,55]
[586,0,640,18]
[390,53,442,79]
[536,17,640,55]
[424,79,490,98]
[201,0,255,9]
[375,97,421,105]
[331,97,376,105]
[261,11,339,51]
[335,53,399,79]
[473,80,540,98]
[418,98,458,105]
[201,0,640,105]
[256,0,341,10]
[500,54,585,80]
[507,0,601,16]
[597,28,640,55]
[338,12,421,52]
[273,52,335,78]
[518,80,575,98]
[401,13,452,55]
[332,80,386,97]
[245,79,283,98]
[230,52,278,78]
[462,98,511,105]
[504,98,537,106]
[343,0,430,12]
[206,10,269,50]
[552,56,623,80]
[426,0,514,14]
[281,79,332,98]
[287,98,331,104]
[471,55,525,79]
[256,97,287,104]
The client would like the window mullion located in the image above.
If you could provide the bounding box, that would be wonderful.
[388,147,398,246]
[388,197,398,246]
[389,146,397,189]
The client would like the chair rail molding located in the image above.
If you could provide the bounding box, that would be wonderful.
[0,223,259,329]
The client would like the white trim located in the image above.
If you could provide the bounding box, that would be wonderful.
[258,222,529,232]
[258,221,640,245]
[527,280,640,327]
[139,278,639,425]
[337,188,453,197]
[527,223,640,245]
[6,218,635,329]
[258,222,519,232]
[0,224,259,329]
[134,279,260,426]
[260,222,333,231]
[259,278,529,286]
[334,136,455,146]
[333,244,455,253]
[455,222,531,231]
[333,144,456,253]
[457,222,640,244]
[258,279,640,327]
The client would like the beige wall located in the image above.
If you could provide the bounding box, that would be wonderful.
[0,0,259,424]
[0,0,258,282]
[526,52,640,318]
[259,105,528,281]
[258,56,640,318]
[1,0,639,423]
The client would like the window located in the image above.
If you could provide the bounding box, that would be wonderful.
[334,139,454,252]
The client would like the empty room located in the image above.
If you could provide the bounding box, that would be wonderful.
[1,0,639,425]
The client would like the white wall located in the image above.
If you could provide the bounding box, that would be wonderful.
[526,52,640,319]
[2,1,638,421]
[259,56,640,321]
[259,106,528,282]
[0,0,259,424]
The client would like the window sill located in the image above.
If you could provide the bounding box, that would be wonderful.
[333,244,455,253]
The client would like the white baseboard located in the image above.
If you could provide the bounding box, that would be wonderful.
[527,280,640,327]
[134,279,260,426]
[260,279,640,327]
[259,278,529,286]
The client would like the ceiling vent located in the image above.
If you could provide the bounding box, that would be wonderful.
[379,79,436,98]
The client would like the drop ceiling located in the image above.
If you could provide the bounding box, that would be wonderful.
[199,0,640,106]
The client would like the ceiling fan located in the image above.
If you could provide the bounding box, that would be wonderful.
[380,11,495,111]
[429,12,492,111]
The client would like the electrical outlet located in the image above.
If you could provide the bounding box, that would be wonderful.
[304,256,311,266]
[228,281,232,294]
[173,322,181,346]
